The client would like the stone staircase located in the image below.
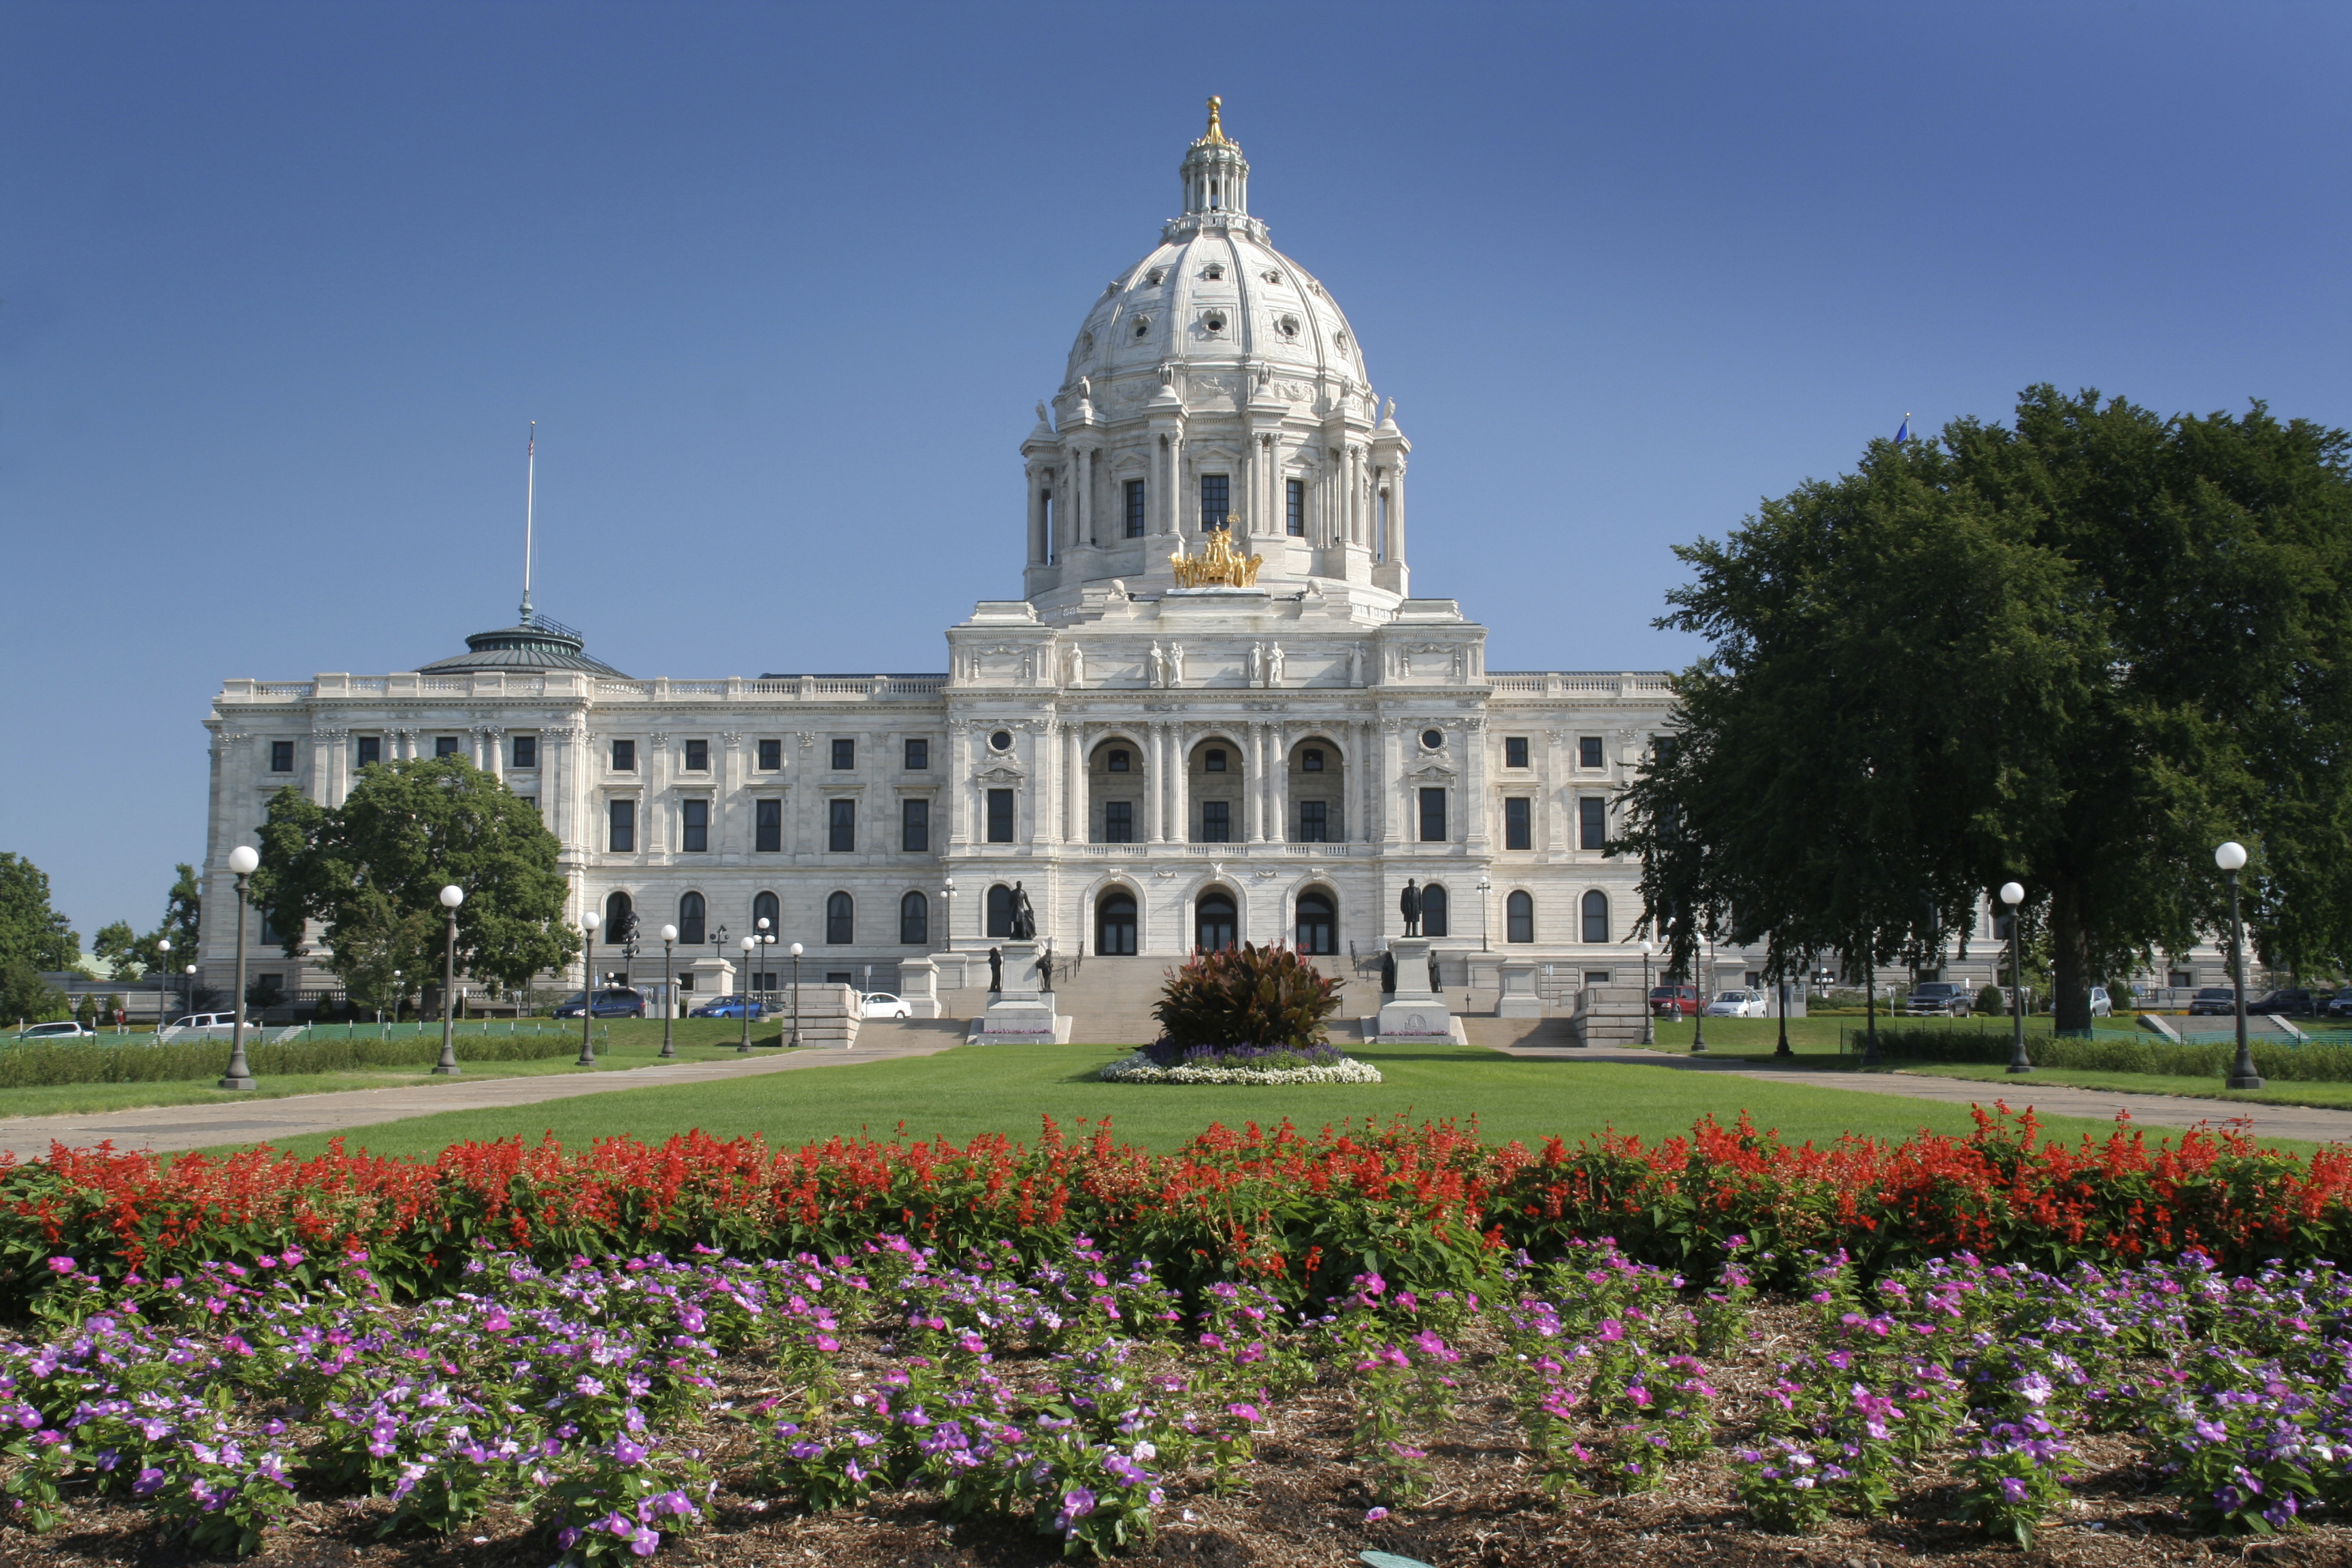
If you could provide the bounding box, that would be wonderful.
[930,955,1394,1046]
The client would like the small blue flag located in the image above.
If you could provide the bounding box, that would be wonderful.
[1894,413,1911,444]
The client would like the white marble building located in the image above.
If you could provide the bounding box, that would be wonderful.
[197,104,2229,1011]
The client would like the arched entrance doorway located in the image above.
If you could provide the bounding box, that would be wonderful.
[1295,889,1337,954]
[1195,889,1237,952]
[1096,889,1137,955]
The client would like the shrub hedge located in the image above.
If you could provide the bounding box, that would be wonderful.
[0,1032,592,1090]
[1853,1025,2352,1081]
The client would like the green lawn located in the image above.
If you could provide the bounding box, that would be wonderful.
[0,1024,778,1121]
[246,1038,2207,1162]
[1882,1060,2352,1113]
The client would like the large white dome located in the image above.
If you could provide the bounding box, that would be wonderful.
[1019,99,1411,616]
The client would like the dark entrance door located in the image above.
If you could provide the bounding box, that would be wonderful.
[1096,892,1137,956]
[1195,892,1237,952]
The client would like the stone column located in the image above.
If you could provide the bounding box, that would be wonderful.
[1034,722,1060,845]
[1171,725,1191,846]
[947,723,970,845]
[1245,723,1264,843]
[1065,724,1083,843]
[1382,721,1405,845]
[721,733,744,855]
[1463,719,1489,849]
[1143,724,1164,843]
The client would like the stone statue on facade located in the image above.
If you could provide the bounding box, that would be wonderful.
[1247,643,1263,685]
[1348,644,1365,687]
[1267,643,1285,684]
[1399,878,1423,937]
[1065,644,1084,687]
[1147,641,1166,688]
[1167,644,1186,686]
[1008,882,1036,941]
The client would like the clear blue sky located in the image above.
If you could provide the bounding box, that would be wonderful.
[5,2,2347,944]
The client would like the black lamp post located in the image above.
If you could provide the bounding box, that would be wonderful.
[184,964,197,1028]
[220,846,260,1090]
[1690,930,1710,1055]
[739,936,756,1052]
[154,938,170,1036]
[789,941,804,1048]
[2217,841,2265,1090]
[1775,949,1793,1059]
[659,923,678,1058]
[2000,881,2033,1075]
[1639,939,1655,1045]
[434,884,464,1075]
[576,911,600,1067]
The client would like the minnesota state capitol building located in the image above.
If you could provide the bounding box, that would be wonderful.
[202,104,2089,1019]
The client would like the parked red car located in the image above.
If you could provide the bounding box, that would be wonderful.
[1650,985,1699,1017]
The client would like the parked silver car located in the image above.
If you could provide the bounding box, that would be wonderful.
[157,1013,241,1041]
[10,1020,99,1041]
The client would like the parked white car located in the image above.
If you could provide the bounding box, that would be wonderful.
[1704,989,1769,1018]
[858,992,913,1020]
[157,1013,240,1041]
[11,1021,98,1041]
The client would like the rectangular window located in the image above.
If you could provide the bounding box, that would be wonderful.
[828,799,855,851]
[1199,472,1229,529]
[435,736,459,759]
[1301,747,1323,771]
[757,738,782,771]
[986,788,1015,843]
[904,738,928,770]
[357,735,380,767]
[682,799,709,852]
[755,798,781,852]
[512,734,537,768]
[1504,796,1532,849]
[1298,800,1328,843]
[832,738,855,771]
[1505,736,1529,768]
[685,739,708,772]
[902,798,929,851]
[1580,796,1607,850]
[608,799,636,852]
[612,739,636,771]
[1585,970,1614,986]
[1125,479,1146,538]
[1107,748,1130,772]
[1104,800,1134,843]
[1205,748,1226,772]
[1578,735,1604,770]
[270,740,295,772]
[1286,477,1305,536]
[1419,787,1448,843]
[1200,800,1231,842]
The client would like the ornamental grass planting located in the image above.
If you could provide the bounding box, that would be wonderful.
[6,1109,2352,1563]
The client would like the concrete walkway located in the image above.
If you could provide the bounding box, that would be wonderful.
[0,1020,965,1162]
[1484,1039,2352,1145]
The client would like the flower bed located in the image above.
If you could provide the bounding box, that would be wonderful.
[1098,1041,1384,1086]
[3,1106,2351,1320]
[9,1234,2352,1564]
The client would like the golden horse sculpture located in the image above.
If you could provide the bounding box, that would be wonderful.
[1170,521,1264,589]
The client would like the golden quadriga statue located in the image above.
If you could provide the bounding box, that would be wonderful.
[1169,520,1263,588]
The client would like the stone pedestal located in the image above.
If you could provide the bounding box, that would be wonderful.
[900,956,941,1019]
[1373,937,1462,1042]
[970,941,1070,1043]
[1496,959,1544,1018]
[685,957,736,1003]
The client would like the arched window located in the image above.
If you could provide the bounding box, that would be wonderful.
[1096,890,1137,956]
[1195,890,1238,952]
[1581,890,1610,944]
[899,892,928,947]
[826,892,854,945]
[752,889,779,937]
[604,891,635,941]
[1295,889,1337,955]
[1421,883,1450,939]
[678,892,706,947]
[1506,890,1535,945]
[986,883,1014,939]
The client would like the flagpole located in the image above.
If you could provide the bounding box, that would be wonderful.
[521,422,536,623]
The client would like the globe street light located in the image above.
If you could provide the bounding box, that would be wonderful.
[2000,881,2033,1075]
[220,846,261,1090]
[1639,939,1655,1045]
[184,964,197,1029]
[739,936,757,1053]
[789,941,805,1049]
[155,938,170,1036]
[753,915,777,1037]
[576,911,601,1067]
[659,924,679,1058]
[391,969,401,1036]
[1690,928,1710,1055]
[434,885,465,1076]
[1476,871,1493,956]
[941,877,956,947]
[2216,841,2264,1090]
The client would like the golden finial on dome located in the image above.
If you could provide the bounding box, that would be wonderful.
[1204,95,1227,144]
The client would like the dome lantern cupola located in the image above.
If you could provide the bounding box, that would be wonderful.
[1179,96,1250,220]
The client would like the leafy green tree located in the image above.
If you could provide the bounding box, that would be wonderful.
[0,962,67,1026]
[1622,387,2352,1031]
[254,755,578,998]
[0,853,80,973]
[91,920,144,981]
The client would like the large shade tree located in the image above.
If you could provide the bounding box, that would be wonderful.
[254,755,578,1002]
[1620,387,2352,1030]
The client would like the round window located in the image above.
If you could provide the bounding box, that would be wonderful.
[1421,728,1443,750]
[990,730,1013,751]
[1203,311,1227,334]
